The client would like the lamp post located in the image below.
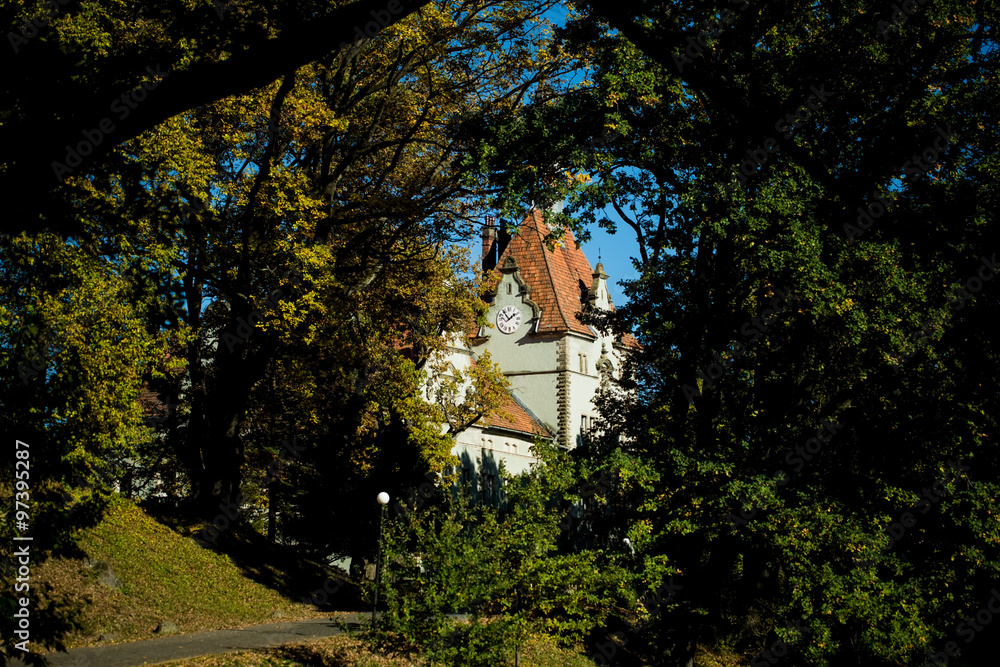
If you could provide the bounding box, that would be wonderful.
[371,491,390,625]
[623,537,636,558]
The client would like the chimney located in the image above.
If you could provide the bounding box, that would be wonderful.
[497,218,512,258]
[482,216,497,271]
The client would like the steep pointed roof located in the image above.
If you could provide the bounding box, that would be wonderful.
[498,209,597,338]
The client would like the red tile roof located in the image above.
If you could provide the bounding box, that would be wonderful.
[496,210,642,350]
[619,332,642,350]
[483,391,551,437]
[498,209,597,337]
[465,355,551,436]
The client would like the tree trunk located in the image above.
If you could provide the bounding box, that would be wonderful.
[268,480,277,543]
[191,305,277,513]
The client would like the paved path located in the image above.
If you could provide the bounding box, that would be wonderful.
[16,615,368,667]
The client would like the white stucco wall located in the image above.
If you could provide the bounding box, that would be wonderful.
[425,258,634,490]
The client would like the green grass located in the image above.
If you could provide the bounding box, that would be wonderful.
[32,495,746,665]
[34,495,319,649]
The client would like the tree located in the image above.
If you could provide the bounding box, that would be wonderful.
[473,0,1000,664]
[0,231,175,660]
[0,0,437,238]
[375,438,632,666]
[243,247,511,560]
[10,0,575,513]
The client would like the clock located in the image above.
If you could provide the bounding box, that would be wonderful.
[496,305,522,334]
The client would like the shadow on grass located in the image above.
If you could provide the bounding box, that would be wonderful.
[140,499,364,612]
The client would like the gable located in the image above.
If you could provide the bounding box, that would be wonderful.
[496,209,597,338]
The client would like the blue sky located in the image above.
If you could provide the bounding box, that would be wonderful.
[577,217,640,306]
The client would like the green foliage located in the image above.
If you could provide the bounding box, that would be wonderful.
[471,1,1000,664]
[371,447,632,665]
[0,231,175,549]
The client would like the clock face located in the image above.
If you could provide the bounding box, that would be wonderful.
[496,305,522,334]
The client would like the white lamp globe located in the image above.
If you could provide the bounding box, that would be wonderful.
[377,492,390,505]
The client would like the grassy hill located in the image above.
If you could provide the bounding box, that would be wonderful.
[34,495,337,651]
[30,496,604,665]
[32,496,744,666]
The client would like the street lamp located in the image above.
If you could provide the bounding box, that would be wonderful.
[623,537,636,557]
[372,491,390,625]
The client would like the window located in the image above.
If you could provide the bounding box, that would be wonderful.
[579,354,588,373]
[581,415,589,431]
[481,473,499,504]
[507,282,512,294]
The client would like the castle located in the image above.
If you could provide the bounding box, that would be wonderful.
[438,209,639,497]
